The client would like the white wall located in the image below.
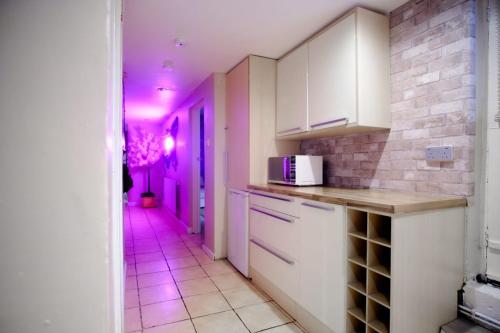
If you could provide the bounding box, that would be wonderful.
[0,1,119,332]
[161,74,226,258]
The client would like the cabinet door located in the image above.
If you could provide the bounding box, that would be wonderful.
[299,200,346,333]
[308,13,357,130]
[276,44,308,136]
[226,58,250,190]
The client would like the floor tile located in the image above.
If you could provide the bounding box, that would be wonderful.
[261,323,304,333]
[235,302,292,333]
[222,286,270,309]
[202,260,236,276]
[183,291,231,318]
[125,307,141,332]
[142,320,196,333]
[135,251,165,263]
[167,256,198,270]
[177,277,218,297]
[210,272,251,291]
[195,253,214,265]
[125,289,140,308]
[141,299,190,328]
[125,276,138,290]
[136,260,169,275]
[137,271,174,288]
[189,246,206,256]
[139,283,181,305]
[192,310,249,333]
[127,264,137,276]
[171,266,208,282]
[164,248,193,259]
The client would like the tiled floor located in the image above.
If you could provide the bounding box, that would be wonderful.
[124,206,306,333]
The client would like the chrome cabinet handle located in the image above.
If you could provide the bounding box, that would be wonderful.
[301,202,335,211]
[251,192,293,202]
[310,117,348,128]
[277,127,302,134]
[250,239,295,265]
[250,207,294,223]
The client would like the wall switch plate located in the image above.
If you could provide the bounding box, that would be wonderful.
[426,146,454,161]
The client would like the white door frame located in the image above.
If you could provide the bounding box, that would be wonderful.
[190,101,204,235]
[108,0,124,331]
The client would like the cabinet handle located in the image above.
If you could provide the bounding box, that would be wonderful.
[250,238,295,265]
[251,192,293,202]
[310,117,348,128]
[250,207,294,223]
[301,202,335,211]
[277,127,302,134]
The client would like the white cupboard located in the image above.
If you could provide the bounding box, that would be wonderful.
[298,200,346,333]
[276,44,308,136]
[276,7,391,139]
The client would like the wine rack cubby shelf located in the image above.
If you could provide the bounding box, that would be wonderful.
[346,208,392,333]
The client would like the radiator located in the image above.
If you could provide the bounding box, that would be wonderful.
[163,177,178,217]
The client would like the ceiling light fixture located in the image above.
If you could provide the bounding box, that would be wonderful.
[174,38,185,48]
[157,87,175,92]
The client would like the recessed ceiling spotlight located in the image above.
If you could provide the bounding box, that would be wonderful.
[174,38,186,48]
[162,59,175,72]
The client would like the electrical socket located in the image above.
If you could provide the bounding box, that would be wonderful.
[426,146,454,162]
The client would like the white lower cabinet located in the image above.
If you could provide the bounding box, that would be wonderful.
[298,200,346,333]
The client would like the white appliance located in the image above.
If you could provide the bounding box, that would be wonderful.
[227,188,249,277]
[268,155,323,186]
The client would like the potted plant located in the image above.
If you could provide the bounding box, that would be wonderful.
[128,128,162,208]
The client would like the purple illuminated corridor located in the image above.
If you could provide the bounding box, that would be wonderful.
[123,207,302,333]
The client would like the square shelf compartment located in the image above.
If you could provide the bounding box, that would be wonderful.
[367,270,391,308]
[347,312,366,333]
[367,299,390,333]
[348,209,368,238]
[348,235,367,266]
[368,213,391,247]
[347,261,367,294]
[368,242,391,277]
[347,288,366,322]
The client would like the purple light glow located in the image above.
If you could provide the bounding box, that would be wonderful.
[164,135,175,154]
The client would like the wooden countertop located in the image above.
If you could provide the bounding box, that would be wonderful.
[247,184,467,214]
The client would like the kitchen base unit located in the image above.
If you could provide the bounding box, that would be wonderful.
[346,207,465,333]
[247,185,466,333]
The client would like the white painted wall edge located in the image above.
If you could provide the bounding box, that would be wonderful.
[107,0,124,331]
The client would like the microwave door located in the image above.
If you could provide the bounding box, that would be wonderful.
[268,157,287,184]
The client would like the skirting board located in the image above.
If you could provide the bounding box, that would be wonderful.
[202,244,215,260]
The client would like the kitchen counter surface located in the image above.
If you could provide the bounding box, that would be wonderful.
[247,184,467,214]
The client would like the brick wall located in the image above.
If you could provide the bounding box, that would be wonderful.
[301,0,476,196]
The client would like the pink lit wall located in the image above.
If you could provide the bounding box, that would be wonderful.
[161,73,226,258]
[126,121,165,205]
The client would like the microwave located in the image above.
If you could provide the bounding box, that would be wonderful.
[268,155,323,186]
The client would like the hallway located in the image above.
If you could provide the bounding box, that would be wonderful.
[124,207,305,333]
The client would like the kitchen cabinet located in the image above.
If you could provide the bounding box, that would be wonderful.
[308,13,356,130]
[225,56,298,190]
[298,200,346,333]
[248,187,465,333]
[276,7,391,139]
[276,44,308,136]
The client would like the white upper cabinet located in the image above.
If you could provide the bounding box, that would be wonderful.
[308,13,356,130]
[276,7,390,139]
[276,44,308,136]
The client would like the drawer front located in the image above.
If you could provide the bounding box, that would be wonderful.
[250,206,297,259]
[250,191,298,217]
[250,240,298,301]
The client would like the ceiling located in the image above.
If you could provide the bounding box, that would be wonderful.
[123,0,405,121]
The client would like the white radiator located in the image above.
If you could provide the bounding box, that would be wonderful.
[163,177,178,217]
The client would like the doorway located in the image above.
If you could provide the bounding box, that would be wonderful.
[190,103,206,240]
